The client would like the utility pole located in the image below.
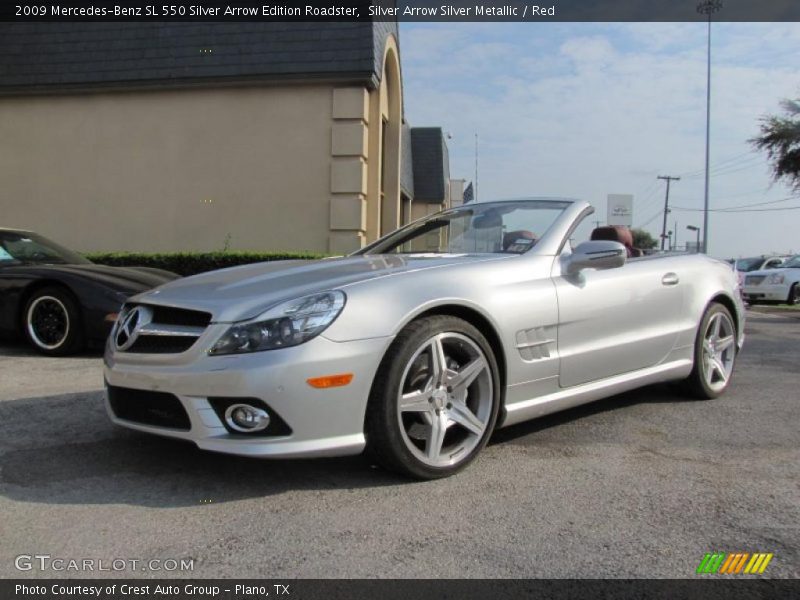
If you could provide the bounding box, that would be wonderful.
[657,175,680,251]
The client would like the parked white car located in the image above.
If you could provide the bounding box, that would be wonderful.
[742,255,800,305]
[734,256,788,273]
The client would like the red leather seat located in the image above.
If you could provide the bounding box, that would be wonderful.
[502,230,537,252]
[590,226,642,258]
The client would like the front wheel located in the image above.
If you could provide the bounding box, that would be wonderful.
[787,283,799,306]
[22,287,84,356]
[365,315,500,480]
[683,302,737,399]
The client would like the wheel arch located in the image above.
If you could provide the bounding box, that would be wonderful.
[707,292,740,339]
[403,304,508,422]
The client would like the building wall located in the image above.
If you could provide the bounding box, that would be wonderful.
[0,83,384,254]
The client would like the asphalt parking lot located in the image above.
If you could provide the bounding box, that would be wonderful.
[0,310,798,579]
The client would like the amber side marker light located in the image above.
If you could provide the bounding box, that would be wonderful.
[307,373,354,388]
[105,313,119,323]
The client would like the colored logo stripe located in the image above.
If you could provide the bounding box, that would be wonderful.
[697,552,773,574]
[744,553,773,574]
[697,553,726,574]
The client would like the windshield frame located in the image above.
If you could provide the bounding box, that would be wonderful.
[0,230,92,266]
[354,199,572,257]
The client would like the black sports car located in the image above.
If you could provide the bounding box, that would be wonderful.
[0,228,178,355]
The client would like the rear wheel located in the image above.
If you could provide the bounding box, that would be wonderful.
[683,303,737,399]
[22,287,84,356]
[365,315,500,479]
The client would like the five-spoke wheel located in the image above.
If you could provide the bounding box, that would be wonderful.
[684,302,737,399]
[366,315,499,479]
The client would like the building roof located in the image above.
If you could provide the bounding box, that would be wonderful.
[0,22,398,94]
[410,127,450,203]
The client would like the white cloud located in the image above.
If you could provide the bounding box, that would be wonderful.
[401,23,800,257]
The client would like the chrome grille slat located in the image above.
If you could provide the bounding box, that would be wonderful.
[117,304,211,354]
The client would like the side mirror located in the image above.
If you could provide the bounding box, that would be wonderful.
[565,240,627,275]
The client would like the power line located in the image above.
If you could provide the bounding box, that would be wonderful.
[671,204,800,213]
[637,209,663,228]
[715,196,797,210]
[677,150,757,178]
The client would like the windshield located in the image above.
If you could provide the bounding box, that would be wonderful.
[735,257,767,272]
[783,256,800,269]
[0,231,91,265]
[359,200,570,256]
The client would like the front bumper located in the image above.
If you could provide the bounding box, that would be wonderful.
[743,283,789,303]
[104,333,391,458]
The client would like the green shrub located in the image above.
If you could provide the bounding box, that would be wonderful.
[85,251,328,277]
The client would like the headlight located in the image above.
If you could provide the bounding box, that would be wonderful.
[767,273,785,284]
[209,291,345,355]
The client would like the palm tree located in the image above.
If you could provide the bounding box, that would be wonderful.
[751,97,800,194]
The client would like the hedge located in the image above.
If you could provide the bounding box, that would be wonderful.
[85,251,329,277]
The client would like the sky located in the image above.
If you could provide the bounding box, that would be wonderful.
[399,22,800,258]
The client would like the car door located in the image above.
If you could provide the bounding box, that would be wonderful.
[552,255,684,388]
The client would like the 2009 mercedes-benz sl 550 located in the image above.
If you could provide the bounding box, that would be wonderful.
[105,199,745,479]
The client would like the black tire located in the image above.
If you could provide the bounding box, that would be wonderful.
[22,286,85,356]
[682,302,737,399]
[365,315,500,480]
[787,283,799,306]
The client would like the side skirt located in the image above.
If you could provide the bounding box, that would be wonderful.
[500,359,693,428]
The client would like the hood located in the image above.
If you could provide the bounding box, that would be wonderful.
[131,254,507,322]
[30,264,177,294]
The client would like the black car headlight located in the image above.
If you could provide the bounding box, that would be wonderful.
[209,291,346,355]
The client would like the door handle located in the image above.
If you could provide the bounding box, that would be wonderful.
[661,272,680,286]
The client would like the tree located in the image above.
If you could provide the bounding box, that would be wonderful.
[750,97,800,194]
[631,228,657,250]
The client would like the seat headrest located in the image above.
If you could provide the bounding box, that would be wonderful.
[590,225,633,248]
[502,230,538,252]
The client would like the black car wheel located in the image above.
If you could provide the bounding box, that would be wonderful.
[23,287,84,356]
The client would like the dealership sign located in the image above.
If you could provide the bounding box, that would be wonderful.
[607,194,633,227]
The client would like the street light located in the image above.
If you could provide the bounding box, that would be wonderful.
[687,225,701,253]
[697,0,723,255]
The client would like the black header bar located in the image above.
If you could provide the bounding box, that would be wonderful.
[3,0,800,22]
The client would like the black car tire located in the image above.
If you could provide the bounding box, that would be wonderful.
[365,315,500,480]
[22,286,85,356]
[788,283,799,306]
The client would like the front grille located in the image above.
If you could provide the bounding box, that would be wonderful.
[148,305,212,328]
[127,336,198,354]
[116,303,211,354]
[107,384,191,430]
[745,275,766,286]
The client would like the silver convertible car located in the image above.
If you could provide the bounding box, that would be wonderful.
[105,199,744,479]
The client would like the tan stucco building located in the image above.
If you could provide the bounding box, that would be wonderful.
[0,23,454,254]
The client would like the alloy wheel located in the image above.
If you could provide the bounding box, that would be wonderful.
[396,332,493,468]
[701,311,735,393]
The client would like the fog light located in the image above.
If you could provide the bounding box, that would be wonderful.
[224,403,271,433]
